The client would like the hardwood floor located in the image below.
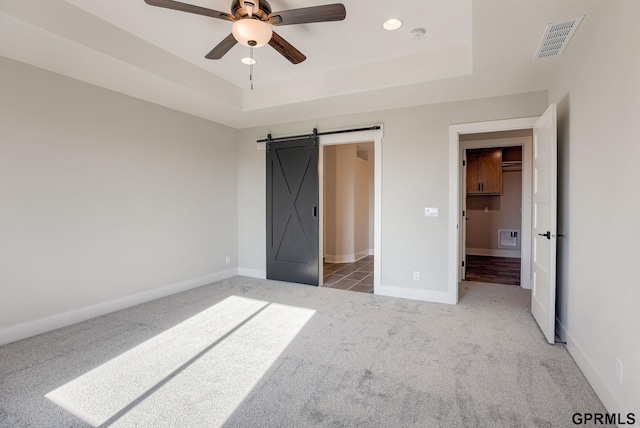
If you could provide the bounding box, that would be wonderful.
[464,255,521,286]
[320,256,374,293]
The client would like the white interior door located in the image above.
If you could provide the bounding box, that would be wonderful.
[461,150,468,280]
[531,104,557,344]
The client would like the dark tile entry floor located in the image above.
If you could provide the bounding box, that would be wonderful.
[320,256,374,293]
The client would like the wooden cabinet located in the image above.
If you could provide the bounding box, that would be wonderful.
[466,149,502,195]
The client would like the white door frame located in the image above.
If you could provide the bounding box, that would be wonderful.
[319,126,383,292]
[448,117,538,304]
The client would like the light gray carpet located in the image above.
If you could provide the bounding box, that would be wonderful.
[0,277,609,427]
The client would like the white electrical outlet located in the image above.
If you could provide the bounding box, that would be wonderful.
[225,256,230,264]
[424,208,438,217]
[413,271,420,281]
[616,358,623,384]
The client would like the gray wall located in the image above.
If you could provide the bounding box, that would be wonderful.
[0,57,238,332]
[237,91,548,291]
[550,2,640,415]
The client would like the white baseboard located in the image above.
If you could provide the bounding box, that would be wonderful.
[376,284,454,305]
[237,267,267,279]
[0,268,238,346]
[325,250,370,264]
[556,318,630,418]
[466,248,521,258]
[324,254,355,263]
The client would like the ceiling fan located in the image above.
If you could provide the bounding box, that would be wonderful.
[144,0,347,64]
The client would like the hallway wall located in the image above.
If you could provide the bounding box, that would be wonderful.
[550,1,640,415]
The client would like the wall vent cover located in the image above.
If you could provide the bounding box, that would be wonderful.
[534,16,584,59]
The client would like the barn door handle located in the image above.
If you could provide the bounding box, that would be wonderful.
[538,231,551,239]
[312,207,318,218]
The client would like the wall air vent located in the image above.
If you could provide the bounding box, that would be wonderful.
[534,16,584,59]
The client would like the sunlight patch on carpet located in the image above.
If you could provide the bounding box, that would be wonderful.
[45,295,315,427]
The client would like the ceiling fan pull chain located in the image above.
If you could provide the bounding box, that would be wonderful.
[250,46,254,90]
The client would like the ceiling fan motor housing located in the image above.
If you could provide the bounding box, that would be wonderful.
[231,0,272,20]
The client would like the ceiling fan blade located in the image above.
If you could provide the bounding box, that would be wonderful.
[268,31,306,64]
[144,0,234,22]
[205,33,237,59]
[268,3,346,26]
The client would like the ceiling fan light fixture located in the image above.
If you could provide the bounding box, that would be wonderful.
[241,57,257,65]
[232,18,273,48]
[383,18,403,31]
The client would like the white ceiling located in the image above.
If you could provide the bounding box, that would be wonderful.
[0,0,595,129]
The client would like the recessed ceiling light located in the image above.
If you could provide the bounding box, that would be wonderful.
[383,18,403,31]
[241,57,257,65]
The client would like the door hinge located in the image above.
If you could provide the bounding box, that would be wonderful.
[462,210,465,217]
[462,159,466,166]
[462,261,465,267]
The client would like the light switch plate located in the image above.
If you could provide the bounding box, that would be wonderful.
[425,207,439,217]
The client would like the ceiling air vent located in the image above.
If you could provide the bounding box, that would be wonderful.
[534,16,584,59]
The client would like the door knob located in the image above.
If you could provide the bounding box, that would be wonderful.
[538,231,551,239]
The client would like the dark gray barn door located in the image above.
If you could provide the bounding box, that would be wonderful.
[266,137,319,285]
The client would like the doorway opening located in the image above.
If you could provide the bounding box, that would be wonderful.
[460,131,532,288]
[448,116,539,305]
[320,143,375,293]
[318,127,383,293]
[449,107,558,344]
[264,126,383,290]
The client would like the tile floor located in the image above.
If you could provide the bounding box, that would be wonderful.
[320,255,374,293]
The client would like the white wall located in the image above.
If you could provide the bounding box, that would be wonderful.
[466,143,523,257]
[466,170,522,255]
[0,57,238,342]
[354,156,370,258]
[332,145,356,260]
[323,145,337,259]
[323,145,371,263]
[550,1,640,416]
[368,150,375,253]
[237,91,548,294]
